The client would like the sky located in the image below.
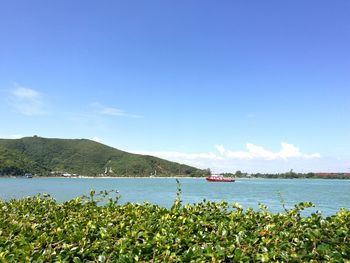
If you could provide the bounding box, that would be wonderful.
[0,0,349,173]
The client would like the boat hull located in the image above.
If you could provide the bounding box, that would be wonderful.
[206,177,235,182]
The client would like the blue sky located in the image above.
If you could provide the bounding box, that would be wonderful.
[1,0,349,173]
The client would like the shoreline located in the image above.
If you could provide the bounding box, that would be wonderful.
[1,176,349,180]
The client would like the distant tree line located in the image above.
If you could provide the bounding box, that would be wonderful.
[220,170,350,179]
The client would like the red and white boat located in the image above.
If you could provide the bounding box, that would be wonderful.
[206,176,235,182]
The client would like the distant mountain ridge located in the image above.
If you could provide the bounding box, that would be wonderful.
[0,136,208,177]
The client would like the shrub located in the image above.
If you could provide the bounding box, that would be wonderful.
[0,191,349,262]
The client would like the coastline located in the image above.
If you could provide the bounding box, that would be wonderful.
[0,175,207,179]
[1,176,349,180]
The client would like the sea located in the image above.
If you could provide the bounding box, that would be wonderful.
[1,178,349,216]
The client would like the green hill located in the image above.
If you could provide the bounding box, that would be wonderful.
[0,136,208,177]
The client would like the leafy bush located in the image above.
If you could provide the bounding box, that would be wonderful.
[0,190,349,262]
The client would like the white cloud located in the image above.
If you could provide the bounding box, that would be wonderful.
[91,102,142,118]
[13,87,39,99]
[9,86,46,116]
[135,150,223,161]
[216,142,320,160]
[215,145,225,155]
[91,136,101,143]
[0,134,24,139]
[132,142,321,173]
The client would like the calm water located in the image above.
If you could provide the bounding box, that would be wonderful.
[1,178,349,216]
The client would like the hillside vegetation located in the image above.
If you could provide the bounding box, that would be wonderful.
[0,137,207,177]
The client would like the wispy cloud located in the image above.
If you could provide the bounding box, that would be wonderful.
[132,142,321,172]
[91,102,142,118]
[8,85,46,116]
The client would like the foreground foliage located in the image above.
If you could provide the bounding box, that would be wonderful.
[0,190,349,262]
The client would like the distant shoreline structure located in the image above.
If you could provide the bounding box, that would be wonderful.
[1,174,350,180]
